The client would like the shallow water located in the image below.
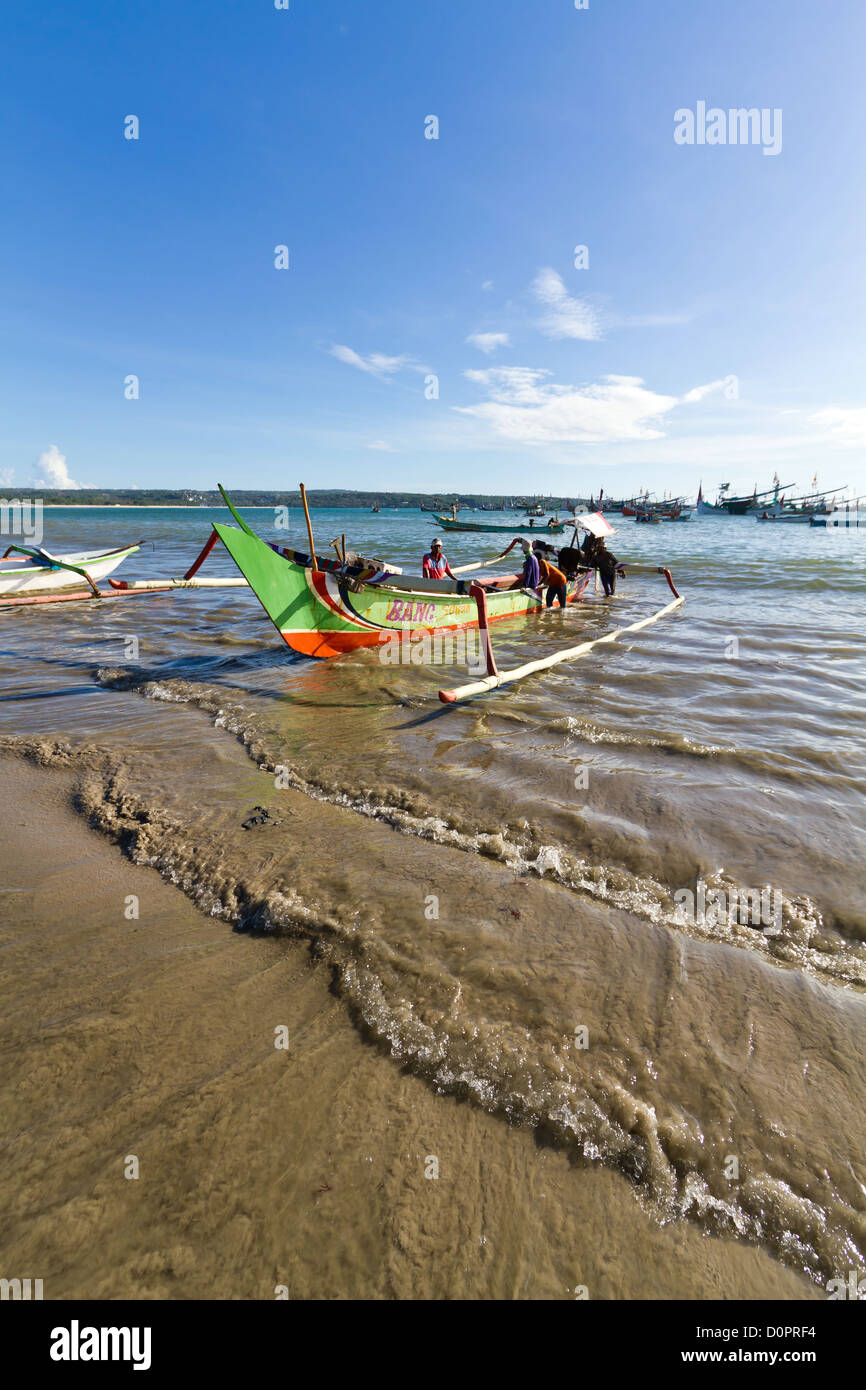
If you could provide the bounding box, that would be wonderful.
[2,503,865,1291]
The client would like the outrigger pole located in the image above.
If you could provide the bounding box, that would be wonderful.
[299,482,318,571]
[439,567,683,704]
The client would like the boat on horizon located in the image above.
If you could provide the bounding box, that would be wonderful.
[436,513,566,535]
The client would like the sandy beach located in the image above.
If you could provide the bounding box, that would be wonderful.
[2,505,864,1301]
[0,752,819,1301]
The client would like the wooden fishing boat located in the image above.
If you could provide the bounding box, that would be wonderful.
[213,492,588,658]
[436,514,564,534]
[0,542,140,599]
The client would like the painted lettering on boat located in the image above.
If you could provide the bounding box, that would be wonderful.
[384,598,439,624]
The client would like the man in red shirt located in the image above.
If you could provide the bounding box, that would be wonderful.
[422,538,455,580]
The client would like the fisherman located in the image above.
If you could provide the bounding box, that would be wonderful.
[556,541,584,579]
[579,530,598,564]
[532,540,568,608]
[512,538,541,592]
[590,535,619,596]
[423,538,455,580]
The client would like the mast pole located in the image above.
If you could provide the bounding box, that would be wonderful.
[300,482,318,571]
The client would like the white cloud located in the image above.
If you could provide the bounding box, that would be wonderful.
[808,407,866,448]
[680,379,731,404]
[31,445,81,489]
[0,467,13,487]
[466,331,510,355]
[464,366,559,405]
[458,370,727,445]
[532,268,601,341]
[366,440,396,451]
[481,280,494,292]
[329,345,415,378]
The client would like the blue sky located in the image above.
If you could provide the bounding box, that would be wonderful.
[1,0,864,500]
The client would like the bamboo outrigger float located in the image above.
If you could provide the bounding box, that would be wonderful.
[438,568,684,703]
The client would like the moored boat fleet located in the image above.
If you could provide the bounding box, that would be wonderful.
[410,475,861,527]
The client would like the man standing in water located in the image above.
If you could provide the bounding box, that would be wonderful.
[423,537,456,580]
[513,537,541,592]
[533,540,568,608]
[584,534,619,595]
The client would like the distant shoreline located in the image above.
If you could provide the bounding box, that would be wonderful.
[12,489,582,511]
[39,504,281,510]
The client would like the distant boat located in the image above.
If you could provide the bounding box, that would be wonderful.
[437,514,565,534]
[756,510,815,523]
[695,482,722,514]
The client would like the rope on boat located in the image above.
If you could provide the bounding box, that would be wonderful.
[438,568,683,704]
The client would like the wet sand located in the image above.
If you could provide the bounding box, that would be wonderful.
[0,755,818,1300]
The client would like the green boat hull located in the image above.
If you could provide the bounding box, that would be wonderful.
[213,521,585,659]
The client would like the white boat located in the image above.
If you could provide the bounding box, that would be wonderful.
[755,510,816,523]
[0,543,140,598]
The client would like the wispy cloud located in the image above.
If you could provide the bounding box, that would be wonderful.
[808,406,866,447]
[329,344,417,378]
[680,378,732,404]
[366,439,396,451]
[532,268,601,341]
[30,445,82,489]
[466,331,510,355]
[458,369,723,445]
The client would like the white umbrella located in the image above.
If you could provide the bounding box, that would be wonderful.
[574,511,616,537]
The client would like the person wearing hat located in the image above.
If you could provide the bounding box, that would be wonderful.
[496,536,542,593]
[582,531,619,595]
[510,537,541,592]
[532,539,568,608]
[423,537,456,580]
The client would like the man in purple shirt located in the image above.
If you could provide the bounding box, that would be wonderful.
[514,538,540,591]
